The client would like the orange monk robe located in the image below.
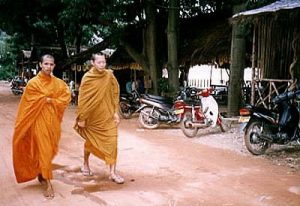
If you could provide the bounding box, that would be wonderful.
[74,68,120,165]
[12,72,71,183]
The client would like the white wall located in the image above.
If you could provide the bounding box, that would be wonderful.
[188,65,229,88]
[188,65,255,88]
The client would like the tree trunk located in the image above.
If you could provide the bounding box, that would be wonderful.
[75,24,83,54]
[121,0,158,94]
[228,5,246,117]
[167,0,179,93]
[145,0,159,94]
[57,23,69,59]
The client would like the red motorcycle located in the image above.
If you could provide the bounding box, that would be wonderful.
[174,87,225,138]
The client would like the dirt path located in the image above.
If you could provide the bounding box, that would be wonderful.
[0,81,300,206]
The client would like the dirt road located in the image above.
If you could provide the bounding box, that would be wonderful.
[0,81,300,206]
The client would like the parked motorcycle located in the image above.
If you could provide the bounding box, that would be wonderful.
[119,89,141,119]
[137,90,185,129]
[239,90,300,155]
[10,77,26,95]
[177,87,225,138]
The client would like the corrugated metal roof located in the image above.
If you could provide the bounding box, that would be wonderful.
[233,0,300,18]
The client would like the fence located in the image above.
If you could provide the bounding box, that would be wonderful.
[252,78,293,109]
[188,79,211,89]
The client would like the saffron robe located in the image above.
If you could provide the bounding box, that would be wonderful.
[74,67,120,165]
[12,72,71,183]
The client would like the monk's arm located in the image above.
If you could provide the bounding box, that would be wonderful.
[51,81,71,106]
[14,81,46,128]
[49,81,71,121]
[76,77,90,122]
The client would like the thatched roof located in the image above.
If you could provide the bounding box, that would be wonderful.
[107,14,233,70]
[107,47,142,70]
[180,17,232,68]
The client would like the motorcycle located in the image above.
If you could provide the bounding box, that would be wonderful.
[137,90,186,129]
[119,89,141,119]
[177,87,225,138]
[10,78,26,95]
[239,89,300,155]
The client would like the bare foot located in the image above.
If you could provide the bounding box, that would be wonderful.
[43,181,54,199]
[81,164,93,176]
[109,173,124,184]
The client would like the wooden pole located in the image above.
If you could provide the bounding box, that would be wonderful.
[251,26,256,105]
[75,65,77,88]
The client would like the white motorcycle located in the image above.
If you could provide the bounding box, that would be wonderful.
[179,87,226,138]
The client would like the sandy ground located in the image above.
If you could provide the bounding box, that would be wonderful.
[0,80,300,206]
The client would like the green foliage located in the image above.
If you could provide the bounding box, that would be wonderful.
[0,50,17,80]
[0,0,246,54]
[158,77,169,94]
[0,31,19,80]
[0,0,274,82]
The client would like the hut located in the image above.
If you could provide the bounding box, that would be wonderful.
[16,50,38,79]
[232,0,300,107]
[107,48,145,94]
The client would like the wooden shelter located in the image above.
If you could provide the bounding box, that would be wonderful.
[233,0,300,107]
[107,48,145,93]
[16,50,37,78]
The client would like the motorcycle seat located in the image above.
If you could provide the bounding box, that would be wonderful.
[251,106,276,118]
[184,99,201,106]
[141,94,174,109]
[144,94,173,103]
[144,94,165,100]
[120,93,129,98]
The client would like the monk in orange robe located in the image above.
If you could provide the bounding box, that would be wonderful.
[12,54,71,199]
[74,53,124,184]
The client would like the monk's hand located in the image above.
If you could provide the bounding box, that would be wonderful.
[77,120,86,128]
[114,113,120,125]
[46,97,52,103]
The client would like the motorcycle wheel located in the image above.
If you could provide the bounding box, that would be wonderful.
[244,119,271,155]
[12,90,20,95]
[180,111,199,138]
[138,107,160,129]
[119,101,132,119]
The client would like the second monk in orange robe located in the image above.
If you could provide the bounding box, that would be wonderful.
[74,53,124,184]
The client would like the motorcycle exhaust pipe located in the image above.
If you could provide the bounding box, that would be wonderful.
[256,133,273,142]
[189,122,209,128]
[140,110,159,120]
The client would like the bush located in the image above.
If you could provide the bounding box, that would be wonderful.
[158,78,169,95]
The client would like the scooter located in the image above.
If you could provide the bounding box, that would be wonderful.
[177,87,225,138]
[239,89,300,155]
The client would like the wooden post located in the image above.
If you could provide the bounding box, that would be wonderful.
[209,64,213,87]
[251,26,256,105]
[21,53,24,78]
[74,64,77,88]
